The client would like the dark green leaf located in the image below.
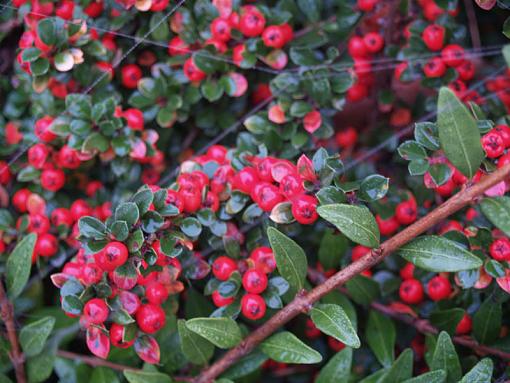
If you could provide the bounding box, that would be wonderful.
[366,310,395,367]
[78,216,107,239]
[402,370,446,383]
[124,370,172,383]
[480,196,510,237]
[459,358,493,383]
[20,316,55,357]
[437,87,484,178]
[178,320,214,365]
[473,298,501,344]
[380,349,413,383]
[315,347,352,383]
[267,227,307,295]
[180,217,202,237]
[260,331,322,364]
[115,202,139,226]
[318,229,347,270]
[430,331,461,383]
[310,304,360,348]
[186,317,241,349]
[430,309,464,335]
[397,236,482,272]
[317,204,380,248]
[37,18,57,46]
[6,233,36,299]
[345,275,380,306]
[132,187,154,215]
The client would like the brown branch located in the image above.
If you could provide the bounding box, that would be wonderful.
[307,269,510,361]
[194,163,510,383]
[56,350,194,382]
[0,281,26,383]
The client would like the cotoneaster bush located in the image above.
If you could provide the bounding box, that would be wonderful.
[1,0,510,382]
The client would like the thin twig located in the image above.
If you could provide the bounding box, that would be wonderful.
[464,0,481,49]
[194,163,510,383]
[307,268,510,361]
[0,281,26,383]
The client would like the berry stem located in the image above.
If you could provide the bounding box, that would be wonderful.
[0,281,26,383]
[194,163,510,383]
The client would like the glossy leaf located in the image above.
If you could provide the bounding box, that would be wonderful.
[317,204,380,248]
[459,358,493,383]
[380,349,413,383]
[397,236,482,272]
[436,87,483,178]
[473,298,501,344]
[267,227,307,295]
[480,196,510,236]
[310,304,360,348]
[178,319,214,365]
[78,216,107,239]
[402,370,447,383]
[260,331,322,364]
[315,347,352,383]
[186,317,242,349]
[124,370,172,383]
[430,331,461,383]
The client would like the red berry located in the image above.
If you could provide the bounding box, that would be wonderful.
[348,36,368,58]
[211,17,231,42]
[363,32,384,53]
[305,318,321,338]
[335,127,358,148]
[400,263,415,280]
[494,124,510,147]
[376,214,400,236]
[183,58,206,82]
[82,263,103,285]
[233,167,259,194]
[56,0,74,19]
[253,182,284,212]
[457,60,475,81]
[35,116,56,143]
[399,278,424,304]
[70,199,92,220]
[241,293,266,320]
[482,130,505,158]
[242,269,268,294]
[136,304,166,334]
[427,275,451,301]
[455,313,472,335]
[250,247,276,274]
[212,290,234,307]
[346,82,368,102]
[212,256,238,281]
[110,323,135,348]
[239,8,266,37]
[40,168,65,192]
[279,173,304,199]
[12,188,32,212]
[83,298,109,324]
[103,242,129,269]
[145,282,169,305]
[28,214,50,234]
[422,24,445,51]
[328,337,345,352]
[262,26,286,49]
[489,237,510,261]
[441,44,464,67]
[120,64,142,89]
[84,0,103,17]
[357,0,378,12]
[124,108,144,131]
[150,0,168,11]
[168,36,189,56]
[119,291,141,315]
[291,194,318,225]
[35,233,58,257]
[423,57,446,78]
[395,200,418,225]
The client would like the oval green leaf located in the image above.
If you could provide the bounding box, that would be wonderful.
[20,316,55,357]
[480,196,510,237]
[397,235,482,272]
[317,204,380,248]
[260,331,322,364]
[6,233,37,299]
[185,317,241,349]
[310,304,360,348]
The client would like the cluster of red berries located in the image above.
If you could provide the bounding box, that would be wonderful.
[373,195,419,237]
[346,31,385,103]
[417,0,459,22]
[10,185,110,262]
[211,247,276,320]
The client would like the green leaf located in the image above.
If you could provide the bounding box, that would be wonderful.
[380,349,413,383]
[27,352,55,383]
[222,350,268,380]
[267,227,307,295]
[315,347,352,383]
[480,196,510,237]
[398,141,427,160]
[359,175,389,202]
[177,320,214,365]
[430,332,461,383]
[90,367,120,383]
[21,47,41,62]
[124,370,172,383]
[436,87,484,178]
[82,132,109,153]
[6,233,36,299]
[318,229,347,270]
[78,216,107,239]
[111,221,129,241]
[37,18,56,46]
[317,204,380,248]
[366,310,395,367]
[297,0,322,22]
[397,236,482,272]
[402,370,447,383]
[180,217,202,237]
[473,298,501,344]
[30,58,50,76]
[260,331,322,364]
[186,317,242,349]
[415,122,440,150]
[310,304,360,348]
[66,94,92,120]
[459,358,493,383]
[115,202,139,226]
[430,309,464,335]
[19,316,55,357]
[503,44,510,66]
[345,275,380,306]
[132,187,154,215]
[142,211,164,233]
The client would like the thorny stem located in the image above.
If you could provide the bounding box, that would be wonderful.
[194,163,510,383]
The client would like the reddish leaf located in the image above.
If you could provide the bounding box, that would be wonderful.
[86,326,110,359]
[134,335,160,364]
[270,160,296,183]
[297,154,317,182]
[387,302,418,318]
[228,72,248,98]
[496,271,510,294]
[303,110,322,134]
